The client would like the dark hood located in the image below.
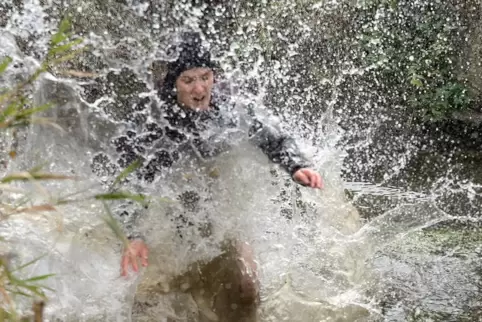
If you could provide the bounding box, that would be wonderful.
[159,32,218,103]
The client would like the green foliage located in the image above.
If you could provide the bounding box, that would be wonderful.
[110,159,142,189]
[0,57,13,74]
[0,18,85,320]
[413,82,472,120]
[0,168,74,184]
[0,255,53,321]
[0,17,128,321]
[101,201,130,248]
[357,0,474,120]
[0,16,86,132]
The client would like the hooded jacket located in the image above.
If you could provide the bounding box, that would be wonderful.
[96,32,313,239]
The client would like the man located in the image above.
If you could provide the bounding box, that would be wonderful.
[111,32,322,319]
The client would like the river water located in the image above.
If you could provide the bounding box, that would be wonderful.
[1,1,481,321]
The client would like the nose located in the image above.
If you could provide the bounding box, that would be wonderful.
[192,80,205,95]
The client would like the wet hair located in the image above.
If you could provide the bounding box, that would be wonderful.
[159,32,217,103]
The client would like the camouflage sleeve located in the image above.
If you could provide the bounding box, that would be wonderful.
[114,197,148,241]
[248,115,313,176]
[91,122,168,241]
[91,151,148,240]
[90,156,143,240]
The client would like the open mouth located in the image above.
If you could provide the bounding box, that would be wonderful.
[193,96,205,102]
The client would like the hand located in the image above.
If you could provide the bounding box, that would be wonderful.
[293,168,323,189]
[121,239,149,277]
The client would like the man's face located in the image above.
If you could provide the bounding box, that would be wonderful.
[175,67,214,111]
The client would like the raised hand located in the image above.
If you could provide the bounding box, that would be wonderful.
[121,239,149,277]
[293,168,323,189]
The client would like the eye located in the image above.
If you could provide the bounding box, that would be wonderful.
[201,74,210,81]
[182,77,193,84]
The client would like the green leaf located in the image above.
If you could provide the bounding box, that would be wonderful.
[111,159,142,189]
[7,289,32,298]
[22,274,55,282]
[389,0,398,9]
[410,77,423,88]
[9,275,48,298]
[49,38,83,56]
[101,202,129,246]
[51,17,71,46]
[58,17,71,34]
[12,254,47,272]
[50,46,88,65]
[0,56,13,74]
[0,102,54,128]
[51,32,67,47]
[0,102,19,123]
[14,103,53,119]
[18,285,47,298]
[95,191,149,206]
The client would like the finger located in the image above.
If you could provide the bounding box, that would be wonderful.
[130,253,139,272]
[121,255,129,277]
[303,170,315,188]
[318,174,324,189]
[314,173,322,189]
[294,170,310,186]
[141,246,149,267]
[309,172,317,188]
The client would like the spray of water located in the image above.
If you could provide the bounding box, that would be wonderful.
[1,0,481,321]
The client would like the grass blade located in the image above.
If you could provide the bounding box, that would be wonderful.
[0,102,20,123]
[7,289,31,298]
[29,117,66,133]
[58,17,71,35]
[12,255,47,272]
[17,285,46,299]
[50,17,71,46]
[111,159,141,189]
[50,46,88,65]
[12,204,57,215]
[1,171,76,183]
[0,57,13,74]
[14,103,53,119]
[101,201,129,247]
[22,274,55,283]
[95,191,149,207]
[49,38,83,56]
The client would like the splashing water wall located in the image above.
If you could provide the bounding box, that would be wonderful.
[1,0,482,321]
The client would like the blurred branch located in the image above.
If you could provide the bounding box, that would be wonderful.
[33,301,44,322]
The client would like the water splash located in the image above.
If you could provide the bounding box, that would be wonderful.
[1,1,481,321]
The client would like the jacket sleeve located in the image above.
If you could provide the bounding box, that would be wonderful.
[248,114,313,177]
[91,151,148,240]
[114,194,148,241]
[92,126,166,241]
